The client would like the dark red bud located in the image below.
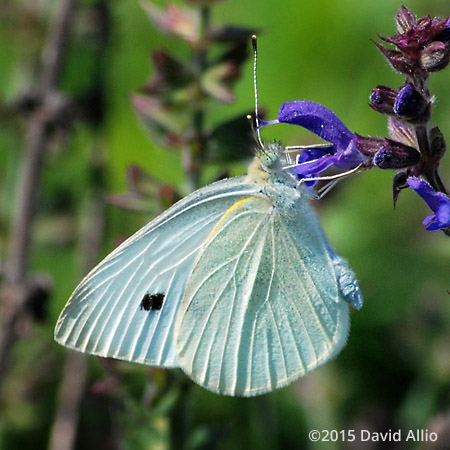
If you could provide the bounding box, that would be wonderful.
[369,85,397,115]
[374,139,421,169]
[353,134,385,157]
[420,41,450,72]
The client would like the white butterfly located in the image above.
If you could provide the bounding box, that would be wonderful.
[54,141,363,397]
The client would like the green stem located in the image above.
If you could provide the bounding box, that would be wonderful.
[184,6,210,193]
[169,378,192,450]
[172,7,211,447]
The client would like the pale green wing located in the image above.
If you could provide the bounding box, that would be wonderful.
[54,177,260,367]
[175,194,349,396]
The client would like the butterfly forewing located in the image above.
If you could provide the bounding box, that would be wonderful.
[176,193,349,396]
[54,178,260,367]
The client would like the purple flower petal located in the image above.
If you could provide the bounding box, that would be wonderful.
[436,197,450,224]
[293,154,337,177]
[333,140,367,170]
[296,147,334,164]
[260,100,369,181]
[407,176,450,231]
[277,100,354,151]
[407,177,441,210]
[291,147,335,186]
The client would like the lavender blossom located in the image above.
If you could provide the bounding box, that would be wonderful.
[261,100,369,180]
[407,177,450,231]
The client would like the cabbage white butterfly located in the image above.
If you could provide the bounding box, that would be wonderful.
[54,38,363,397]
[54,140,363,396]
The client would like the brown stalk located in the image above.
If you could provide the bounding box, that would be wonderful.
[0,0,78,397]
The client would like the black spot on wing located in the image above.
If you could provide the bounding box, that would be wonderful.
[140,293,165,311]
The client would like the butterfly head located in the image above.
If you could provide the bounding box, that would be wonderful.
[247,141,294,186]
[259,141,284,170]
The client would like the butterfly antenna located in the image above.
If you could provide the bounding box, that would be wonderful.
[252,35,264,149]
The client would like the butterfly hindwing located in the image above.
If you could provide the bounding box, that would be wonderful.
[175,192,350,396]
[54,177,261,367]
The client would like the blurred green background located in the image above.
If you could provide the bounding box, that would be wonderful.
[0,0,449,449]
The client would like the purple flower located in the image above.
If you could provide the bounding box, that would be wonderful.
[407,177,450,231]
[261,100,369,180]
[293,146,335,186]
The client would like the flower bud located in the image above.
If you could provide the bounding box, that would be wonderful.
[369,86,397,115]
[373,139,421,169]
[420,41,450,72]
[393,83,430,122]
[352,134,385,157]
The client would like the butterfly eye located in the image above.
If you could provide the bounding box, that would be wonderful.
[262,153,277,168]
[140,293,165,311]
[260,143,283,169]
